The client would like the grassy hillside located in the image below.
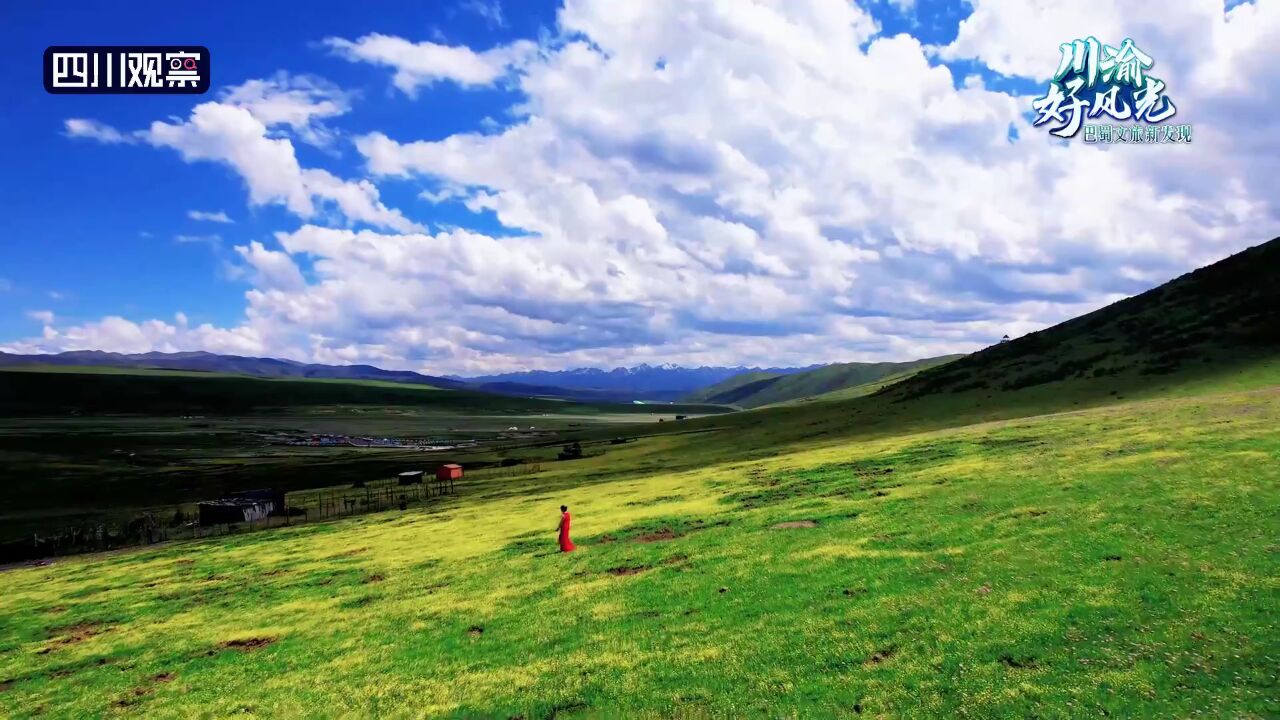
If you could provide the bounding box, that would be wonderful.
[0,238,1276,716]
[773,365,953,406]
[0,370,1275,717]
[680,370,785,404]
[880,237,1280,403]
[687,356,961,408]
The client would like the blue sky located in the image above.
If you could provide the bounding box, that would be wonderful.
[0,0,559,337]
[1,1,1275,373]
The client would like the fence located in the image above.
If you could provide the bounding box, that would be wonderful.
[1,463,545,565]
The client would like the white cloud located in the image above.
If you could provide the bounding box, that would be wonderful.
[325,32,537,95]
[64,118,140,144]
[219,72,353,146]
[460,0,507,28]
[25,1,1280,374]
[65,69,421,234]
[188,209,234,224]
[26,310,55,325]
[148,101,421,231]
[935,0,1280,263]
[71,99,423,233]
[174,234,223,247]
[235,240,307,291]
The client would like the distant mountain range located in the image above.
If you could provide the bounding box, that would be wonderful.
[0,351,827,403]
[0,350,472,390]
[452,363,823,401]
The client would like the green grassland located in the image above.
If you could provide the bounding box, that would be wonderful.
[0,238,1276,717]
[0,369,728,540]
[766,365,953,408]
[0,364,1276,717]
[685,356,961,408]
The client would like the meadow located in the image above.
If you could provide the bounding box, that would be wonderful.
[0,366,1276,717]
[0,368,727,541]
[1,240,1276,717]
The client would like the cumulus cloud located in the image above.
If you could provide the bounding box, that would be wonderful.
[235,240,307,291]
[27,0,1280,374]
[219,72,353,146]
[70,90,423,233]
[188,209,234,223]
[20,316,274,357]
[64,118,140,144]
[325,32,537,95]
[936,0,1280,264]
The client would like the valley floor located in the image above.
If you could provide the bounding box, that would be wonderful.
[1,385,1277,718]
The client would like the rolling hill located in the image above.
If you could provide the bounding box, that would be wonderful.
[0,239,1276,717]
[686,356,962,408]
[0,350,469,390]
[877,236,1280,404]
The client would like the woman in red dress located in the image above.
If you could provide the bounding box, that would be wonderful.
[558,505,576,552]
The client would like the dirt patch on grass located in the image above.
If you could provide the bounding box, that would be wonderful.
[152,672,175,682]
[339,594,380,610]
[467,625,484,637]
[770,520,819,529]
[633,529,680,543]
[596,517,730,545]
[606,565,651,576]
[661,554,689,565]
[332,547,371,558]
[219,637,276,652]
[862,646,898,667]
[1000,654,1039,669]
[0,679,13,692]
[547,701,590,718]
[45,621,108,647]
[361,573,385,584]
[625,495,686,507]
[114,687,153,708]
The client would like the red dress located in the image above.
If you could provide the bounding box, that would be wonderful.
[558,512,576,552]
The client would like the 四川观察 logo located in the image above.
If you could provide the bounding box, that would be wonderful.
[44,46,210,95]
[1032,38,1190,145]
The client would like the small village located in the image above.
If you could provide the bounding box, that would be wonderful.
[255,431,477,450]
[254,428,555,449]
